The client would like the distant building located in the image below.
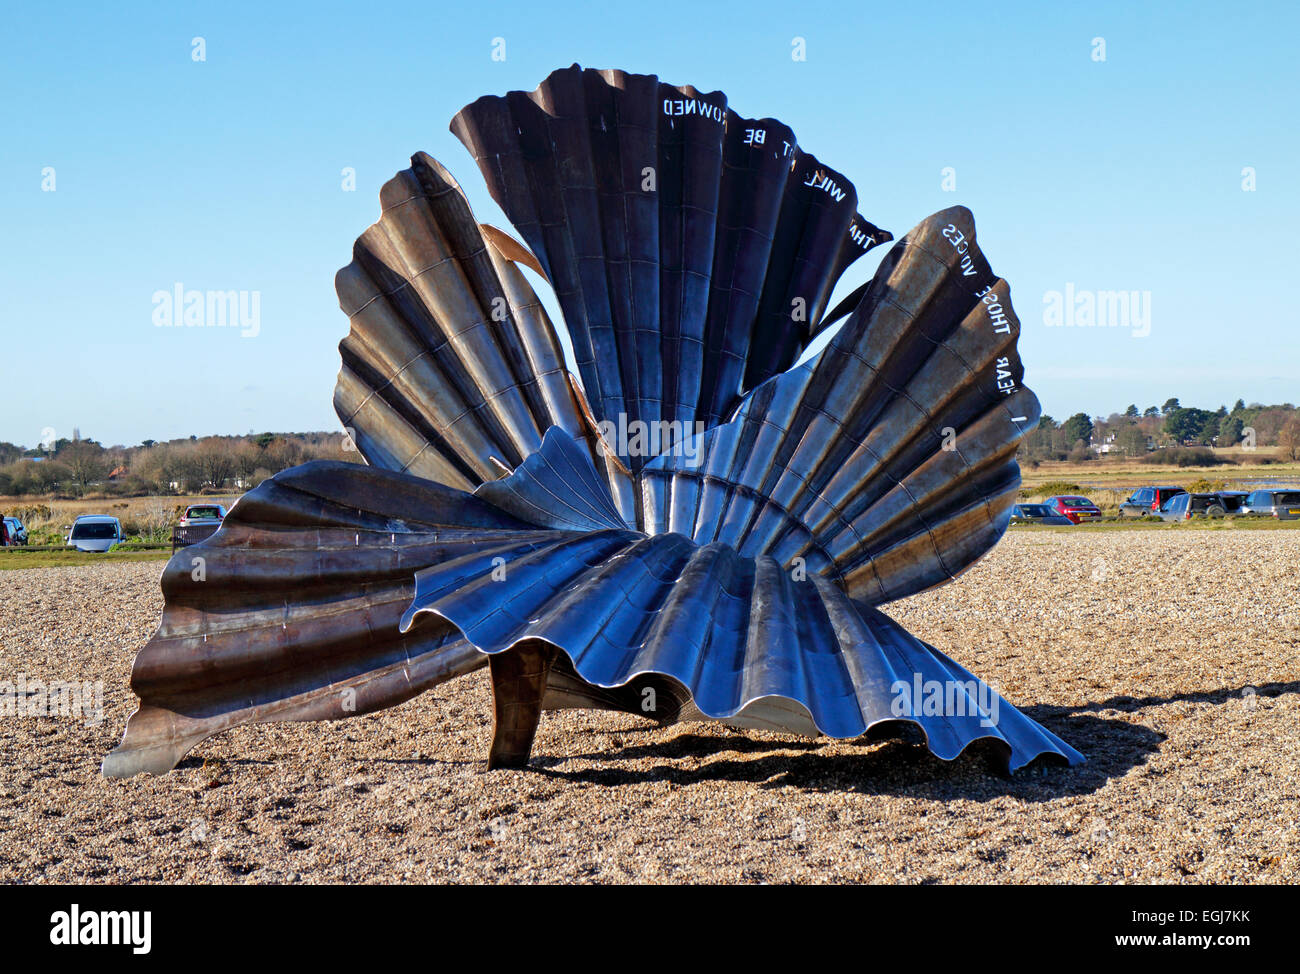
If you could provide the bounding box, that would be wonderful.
[1092,432,1118,455]
[1092,430,1153,455]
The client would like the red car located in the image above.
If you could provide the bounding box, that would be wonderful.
[1044,494,1102,524]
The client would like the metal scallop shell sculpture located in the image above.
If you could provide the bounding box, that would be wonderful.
[104,65,1083,778]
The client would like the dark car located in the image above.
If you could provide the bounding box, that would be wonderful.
[3,517,27,545]
[1119,485,1186,517]
[1156,492,1228,522]
[1239,489,1300,520]
[2,517,27,546]
[1009,503,1074,526]
[1044,495,1102,524]
[1215,491,1249,514]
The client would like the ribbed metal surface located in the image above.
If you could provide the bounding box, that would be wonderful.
[105,65,1082,778]
[475,427,629,531]
[102,463,528,778]
[452,64,891,450]
[399,528,1080,770]
[103,460,691,777]
[397,428,1080,771]
[637,205,1039,604]
[335,152,585,489]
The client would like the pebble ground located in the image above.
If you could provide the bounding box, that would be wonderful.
[1,530,1296,883]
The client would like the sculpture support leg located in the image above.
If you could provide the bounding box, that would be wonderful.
[487,642,556,769]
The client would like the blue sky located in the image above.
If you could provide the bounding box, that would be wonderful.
[2,0,1296,447]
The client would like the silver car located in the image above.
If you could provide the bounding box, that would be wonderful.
[1239,489,1300,520]
[66,515,127,552]
[1009,503,1074,526]
[1156,492,1227,522]
[178,503,227,527]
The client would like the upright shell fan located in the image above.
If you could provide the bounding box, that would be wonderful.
[104,65,1082,779]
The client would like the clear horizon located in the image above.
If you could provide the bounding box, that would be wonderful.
[3,0,1297,447]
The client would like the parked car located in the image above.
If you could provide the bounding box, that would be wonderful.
[1239,489,1300,520]
[66,515,127,553]
[1214,491,1249,515]
[1044,495,1102,524]
[1156,492,1228,522]
[1009,503,1074,526]
[178,503,227,527]
[1118,485,1186,517]
[2,516,27,545]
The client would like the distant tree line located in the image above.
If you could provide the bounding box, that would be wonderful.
[1020,398,1300,464]
[0,432,357,498]
[2,398,1296,497]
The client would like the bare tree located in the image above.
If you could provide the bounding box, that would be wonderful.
[1278,417,1300,461]
[193,437,237,489]
[233,444,261,486]
[263,437,304,474]
[159,444,203,493]
[1117,426,1149,457]
[60,441,108,493]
